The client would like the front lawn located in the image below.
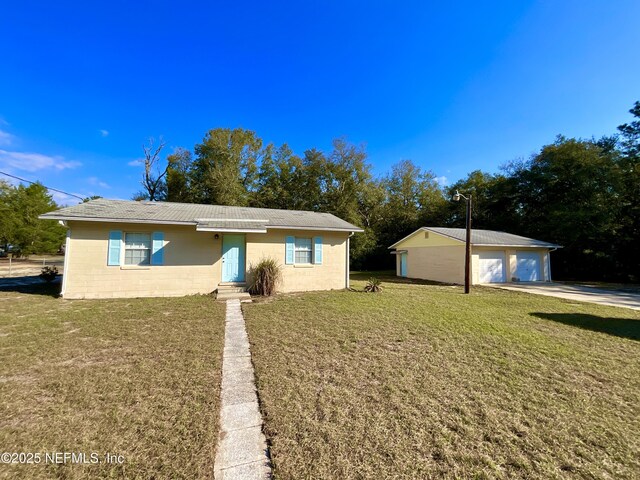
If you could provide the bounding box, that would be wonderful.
[0,286,225,479]
[244,272,640,479]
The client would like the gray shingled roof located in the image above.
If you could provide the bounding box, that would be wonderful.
[40,199,363,232]
[390,227,562,248]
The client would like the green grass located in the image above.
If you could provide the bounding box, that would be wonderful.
[0,285,225,479]
[244,272,640,479]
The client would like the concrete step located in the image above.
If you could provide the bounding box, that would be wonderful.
[217,286,247,294]
[216,291,251,301]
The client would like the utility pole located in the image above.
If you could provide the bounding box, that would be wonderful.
[453,191,472,294]
[464,194,472,294]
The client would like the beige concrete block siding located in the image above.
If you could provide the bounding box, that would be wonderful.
[246,229,348,293]
[393,229,464,284]
[63,221,349,299]
[393,230,552,285]
[403,245,465,284]
[64,221,222,299]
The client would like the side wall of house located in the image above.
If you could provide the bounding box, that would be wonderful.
[64,221,221,299]
[245,229,349,292]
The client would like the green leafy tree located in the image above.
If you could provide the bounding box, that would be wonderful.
[166,148,193,202]
[382,160,444,233]
[444,170,519,232]
[190,128,262,205]
[0,180,16,251]
[298,148,330,211]
[618,101,640,157]
[368,160,446,268]
[350,179,386,269]
[615,101,640,280]
[252,144,307,209]
[0,182,66,255]
[318,139,376,268]
[323,138,372,225]
[508,136,623,279]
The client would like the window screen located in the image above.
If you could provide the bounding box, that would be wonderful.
[294,237,312,264]
[124,233,151,265]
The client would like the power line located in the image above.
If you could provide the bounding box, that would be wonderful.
[0,170,85,201]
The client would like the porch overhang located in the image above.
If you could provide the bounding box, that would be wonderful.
[195,218,268,233]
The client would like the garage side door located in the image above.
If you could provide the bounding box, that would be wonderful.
[515,251,541,281]
[478,251,506,283]
[400,253,407,277]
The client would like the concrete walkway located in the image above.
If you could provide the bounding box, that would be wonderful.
[493,283,640,311]
[214,299,271,480]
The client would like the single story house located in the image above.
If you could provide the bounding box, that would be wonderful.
[39,199,363,299]
[389,227,561,285]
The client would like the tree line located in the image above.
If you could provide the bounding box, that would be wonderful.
[137,101,639,282]
[2,102,636,282]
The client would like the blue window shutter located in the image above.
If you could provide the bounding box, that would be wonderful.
[151,232,164,265]
[314,236,323,264]
[285,236,295,265]
[107,231,122,266]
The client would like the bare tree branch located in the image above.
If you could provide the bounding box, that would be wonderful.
[140,137,169,201]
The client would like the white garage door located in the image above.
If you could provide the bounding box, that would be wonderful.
[515,251,542,281]
[478,251,506,283]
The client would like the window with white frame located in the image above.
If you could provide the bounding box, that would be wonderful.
[124,233,151,265]
[294,237,312,264]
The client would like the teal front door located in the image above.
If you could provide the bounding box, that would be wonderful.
[222,234,245,282]
[400,253,407,277]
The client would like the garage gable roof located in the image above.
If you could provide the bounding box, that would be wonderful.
[39,198,364,232]
[389,227,562,249]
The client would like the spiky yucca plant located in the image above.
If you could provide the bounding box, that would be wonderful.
[39,265,59,283]
[364,277,383,293]
[249,258,283,296]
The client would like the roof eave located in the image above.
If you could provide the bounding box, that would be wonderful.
[39,215,363,232]
[388,227,426,249]
[267,225,364,233]
[472,243,563,248]
[388,227,465,249]
[38,215,197,226]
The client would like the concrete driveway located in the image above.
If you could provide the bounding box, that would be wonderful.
[491,283,640,311]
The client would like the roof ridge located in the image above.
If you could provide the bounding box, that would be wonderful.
[390,226,561,249]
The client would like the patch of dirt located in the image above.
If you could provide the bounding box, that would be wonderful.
[250,296,277,304]
[53,357,108,368]
[0,374,37,384]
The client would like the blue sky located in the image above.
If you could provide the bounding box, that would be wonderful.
[1,1,639,205]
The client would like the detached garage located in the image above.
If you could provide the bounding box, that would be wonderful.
[389,227,561,285]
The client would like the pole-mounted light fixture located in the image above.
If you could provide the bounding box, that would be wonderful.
[452,190,472,294]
